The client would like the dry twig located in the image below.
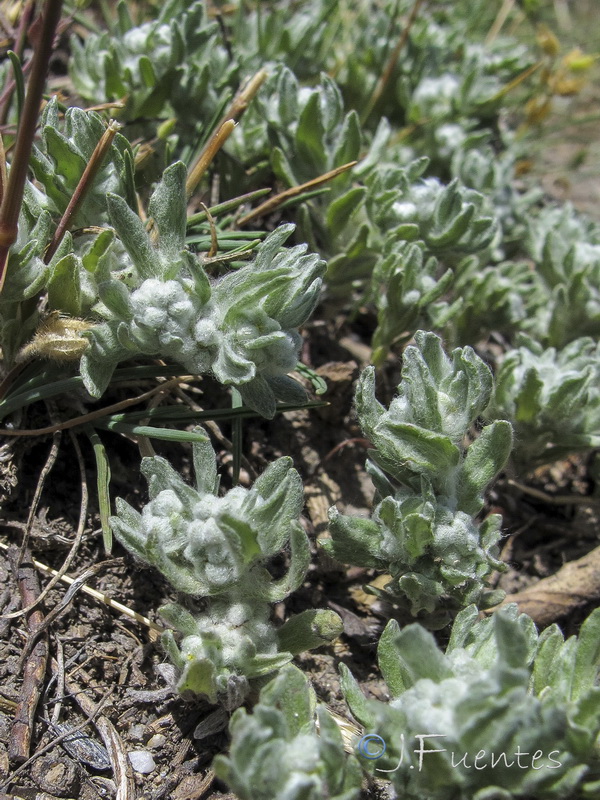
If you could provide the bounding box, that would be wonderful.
[1,430,89,621]
[7,545,49,764]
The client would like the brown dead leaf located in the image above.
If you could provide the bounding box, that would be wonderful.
[490,544,600,626]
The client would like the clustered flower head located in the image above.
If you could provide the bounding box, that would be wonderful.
[343,605,600,800]
[111,433,342,706]
[324,331,512,616]
[79,161,325,417]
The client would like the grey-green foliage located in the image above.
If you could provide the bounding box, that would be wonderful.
[224,0,339,81]
[524,205,600,347]
[486,336,600,469]
[229,65,387,290]
[342,604,600,800]
[447,257,534,346]
[366,159,497,259]
[69,0,234,132]
[323,332,512,615]
[80,162,324,416]
[450,138,543,257]
[30,98,135,227]
[0,181,53,361]
[0,99,136,353]
[111,435,342,707]
[1,104,137,360]
[334,0,532,126]
[369,239,459,365]
[214,664,362,800]
[255,66,362,185]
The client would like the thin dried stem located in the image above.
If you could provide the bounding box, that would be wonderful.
[362,0,425,123]
[485,0,516,45]
[216,67,268,127]
[14,428,62,569]
[0,541,164,639]
[0,0,64,293]
[184,68,267,200]
[201,202,219,257]
[237,161,357,227]
[2,430,89,622]
[185,118,236,198]
[7,544,49,763]
[0,683,114,791]
[44,120,121,263]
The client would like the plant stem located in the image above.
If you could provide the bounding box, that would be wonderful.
[361,0,425,124]
[44,120,121,263]
[485,0,516,45]
[237,161,357,227]
[0,0,63,294]
[185,69,268,199]
[185,119,237,198]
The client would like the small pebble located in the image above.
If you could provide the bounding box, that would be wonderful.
[128,723,146,742]
[128,750,156,774]
[147,734,166,749]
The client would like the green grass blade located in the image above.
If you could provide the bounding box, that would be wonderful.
[7,51,25,122]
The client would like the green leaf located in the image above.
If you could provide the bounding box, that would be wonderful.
[45,128,87,184]
[572,608,600,701]
[323,507,385,568]
[192,433,219,495]
[177,657,217,703]
[402,345,444,432]
[263,522,310,601]
[377,620,407,698]
[245,652,294,678]
[493,609,531,670]
[447,605,481,652]
[260,664,316,737]
[107,193,161,279]
[377,420,461,483]
[82,229,115,273]
[326,187,366,239]
[139,55,157,88]
[277,609,343,655]
[148,161,187,258]
[47,254,82,316]
[457,421,513,515]
[295,91,327,174]
[160,630,184,670]
[533,624,564,695]
[116,0,134,33]
[271,146,297,186]
[98,280,132,320]
[333,110,362,166]
[514,368,543,423]
[159,603,199,637]
[141,454,197,503]
[354,366,385,437]
[339,663,376,729]
[7,50,24,122]
[389,623,452,686]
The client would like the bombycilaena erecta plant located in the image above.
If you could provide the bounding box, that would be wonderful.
[323,331,512,618]
[111,431,342,708]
